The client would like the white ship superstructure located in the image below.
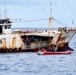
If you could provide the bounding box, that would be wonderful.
[0,18,75,52]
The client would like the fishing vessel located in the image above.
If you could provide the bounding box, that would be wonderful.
[0,3,75,53]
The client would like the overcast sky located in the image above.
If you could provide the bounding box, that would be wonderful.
[0,0,76,28]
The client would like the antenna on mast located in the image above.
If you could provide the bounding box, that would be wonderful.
[48,1,54,36]
[4,10,5,18]
[50,2,52,18]
[5,2,7,18]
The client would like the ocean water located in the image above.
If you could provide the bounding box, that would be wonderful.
[0,35,76,75]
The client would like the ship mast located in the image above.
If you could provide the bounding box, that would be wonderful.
[0,6,1,18]
[48,2,54,36]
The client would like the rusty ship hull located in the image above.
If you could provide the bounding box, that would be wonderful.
[0,28,75,52]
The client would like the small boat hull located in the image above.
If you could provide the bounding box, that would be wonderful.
[37,51,72,55]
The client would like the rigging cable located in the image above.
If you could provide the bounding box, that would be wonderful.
[54,18,68,26]
[13,18,48,23]
[13,17,68,26]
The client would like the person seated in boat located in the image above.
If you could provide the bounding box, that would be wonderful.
[52,44,58,52]
[41,48,46,52]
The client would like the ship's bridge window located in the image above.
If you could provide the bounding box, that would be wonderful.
[8,25,11,29]
[4,25,11,29]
